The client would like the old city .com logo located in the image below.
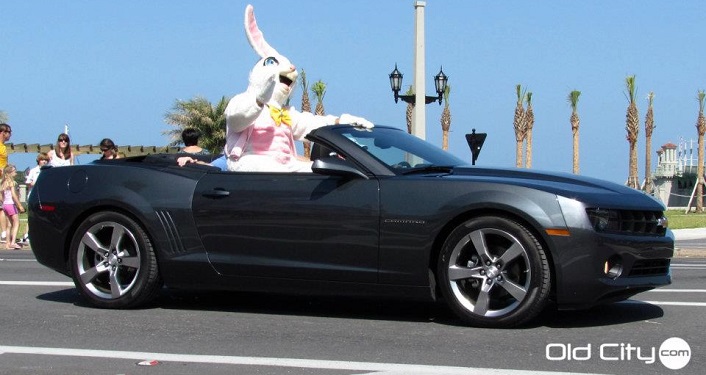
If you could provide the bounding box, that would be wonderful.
[545,337,691,370]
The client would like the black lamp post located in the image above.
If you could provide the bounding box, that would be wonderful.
[389,64,448,105]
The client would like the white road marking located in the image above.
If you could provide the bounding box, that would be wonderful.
[647,289,706,293]
[625,300,706,307]
[0,281,73,286]
[671,264,706,269]
[0,345,608,375]
[640,301,706,307]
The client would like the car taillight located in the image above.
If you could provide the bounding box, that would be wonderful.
[39,204,56,212]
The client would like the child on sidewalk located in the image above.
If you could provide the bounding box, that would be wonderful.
[20,152,49,244]
[2,165,25,249]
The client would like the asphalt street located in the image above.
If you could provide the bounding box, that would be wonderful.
[0,232,704,375]
[0,251,704,375]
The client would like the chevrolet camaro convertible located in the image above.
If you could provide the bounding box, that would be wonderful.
[28,125,673,327]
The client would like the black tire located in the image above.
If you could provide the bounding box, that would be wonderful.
[69,211,162,308]
[437,216,550,327]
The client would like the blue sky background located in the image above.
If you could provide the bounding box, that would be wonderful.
[2,0,705,184]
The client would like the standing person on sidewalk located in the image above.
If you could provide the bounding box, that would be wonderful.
[1,165,25,249]
[99,138,122,160]
[47,133,74,166]
[20,152,49,244]
[0,123,13,243]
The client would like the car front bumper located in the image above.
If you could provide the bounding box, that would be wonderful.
[548,226,673,309]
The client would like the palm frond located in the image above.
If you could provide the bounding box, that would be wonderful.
[624,75,637,103]
[163,95,228,153]
[567,90,581,112]
[311,80,327,103]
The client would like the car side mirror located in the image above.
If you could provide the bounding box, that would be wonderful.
[312,157,369,179]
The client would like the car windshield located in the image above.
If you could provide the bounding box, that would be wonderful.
[333,126,469,172]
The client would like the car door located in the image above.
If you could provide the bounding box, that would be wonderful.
[192,170,380,283]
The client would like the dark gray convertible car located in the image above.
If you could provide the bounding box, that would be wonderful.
[28,125,673,327]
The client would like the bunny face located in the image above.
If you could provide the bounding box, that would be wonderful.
[251,55,298,106]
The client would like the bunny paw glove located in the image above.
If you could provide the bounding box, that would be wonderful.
[250,65,279,106]
[338,114,374,129]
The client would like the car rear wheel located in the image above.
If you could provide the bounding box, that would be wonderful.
[69,212,161,308]
[437,216,550,327]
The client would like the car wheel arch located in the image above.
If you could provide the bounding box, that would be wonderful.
[432,212,555,326]
[66,208,163,308]
[427,207,558,302]
[63,204,160,269]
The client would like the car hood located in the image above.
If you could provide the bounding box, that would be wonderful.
[447,166,665,210]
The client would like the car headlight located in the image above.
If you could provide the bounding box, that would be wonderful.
[586,208,668,235]
[587,208,620,232]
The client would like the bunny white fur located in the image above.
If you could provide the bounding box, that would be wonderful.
[224,4,373,172]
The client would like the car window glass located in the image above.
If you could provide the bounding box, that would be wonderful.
[337,127,467,171]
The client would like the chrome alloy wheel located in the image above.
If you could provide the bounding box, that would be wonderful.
[75,221,142,300]
[446,227,531,317]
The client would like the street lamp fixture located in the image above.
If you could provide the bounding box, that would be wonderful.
[389,64,448,105]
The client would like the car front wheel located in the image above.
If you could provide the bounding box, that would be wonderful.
[69,212,161,308]
[438,216,550,327]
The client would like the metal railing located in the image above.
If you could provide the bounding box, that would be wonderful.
[6,143,182,157]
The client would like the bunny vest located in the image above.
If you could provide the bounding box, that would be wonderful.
[225,102,338,172]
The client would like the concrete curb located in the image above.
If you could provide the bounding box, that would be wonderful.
[672,228,706,241]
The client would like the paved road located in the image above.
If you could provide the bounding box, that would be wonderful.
[0,249,704,375]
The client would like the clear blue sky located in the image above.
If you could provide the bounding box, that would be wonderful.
[2,0,705,184]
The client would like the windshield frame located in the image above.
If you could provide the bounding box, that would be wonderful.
[309,125,470,175]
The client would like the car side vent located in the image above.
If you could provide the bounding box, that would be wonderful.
[586,209,667,236]
[156,210,186,254]
[628,259,671,277]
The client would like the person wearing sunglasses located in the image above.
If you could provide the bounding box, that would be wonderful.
[47,133,75,167]
[99,138,122,160]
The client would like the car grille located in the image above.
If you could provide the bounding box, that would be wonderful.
[586,209,667,236]
[628,259,671,276]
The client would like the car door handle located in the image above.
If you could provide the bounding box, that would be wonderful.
[203,189,230,198]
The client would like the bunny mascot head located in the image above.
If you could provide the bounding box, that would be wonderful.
[221,4,374,173]
[244,4,298,108]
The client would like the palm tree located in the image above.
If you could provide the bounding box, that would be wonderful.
[644,92,655,194]
[405,86,414,134]
[625,75,640,189]
[300,69,312,157]
[696,90,706,212]
[568,90,581,174]
[513,84,527,168]
[163,96,229,153]
[300,70,311,113]
[524,92,534,168]
[440,85,451,150]
[311,80,327,116]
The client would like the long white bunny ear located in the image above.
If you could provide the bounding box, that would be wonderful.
[244,4,279,58]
